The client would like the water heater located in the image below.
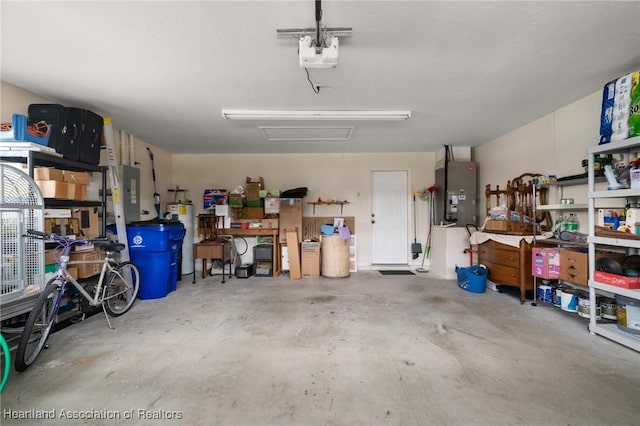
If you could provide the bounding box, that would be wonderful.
[434,161,477,226]
[167,203,194,275]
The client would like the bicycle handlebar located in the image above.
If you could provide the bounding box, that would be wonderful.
[26,230,112,247]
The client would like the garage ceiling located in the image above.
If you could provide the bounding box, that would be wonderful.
[2,1,639,154]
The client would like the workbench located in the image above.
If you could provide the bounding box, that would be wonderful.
[192,226,282,281]
[218,228,281,278]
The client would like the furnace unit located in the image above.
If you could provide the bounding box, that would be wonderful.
[434,161,477,226]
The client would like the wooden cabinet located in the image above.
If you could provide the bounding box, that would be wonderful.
[478,238,533,304]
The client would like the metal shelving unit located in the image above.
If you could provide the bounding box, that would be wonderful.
[0,148,107,326]
[587,135,640,352]
[531,174,594,306]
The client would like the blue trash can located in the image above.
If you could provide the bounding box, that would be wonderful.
[109,219,185,300]
[455,264,488,293]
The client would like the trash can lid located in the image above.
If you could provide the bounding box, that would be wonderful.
[128,218,183,227]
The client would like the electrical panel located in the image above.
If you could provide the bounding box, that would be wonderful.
[434,162,477,227]
[104,165,140,224]
[120,165,140,222]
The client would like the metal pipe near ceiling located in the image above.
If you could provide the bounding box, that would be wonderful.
[315,0,322,47]
[128,134,135,167]
[119,130,127,166]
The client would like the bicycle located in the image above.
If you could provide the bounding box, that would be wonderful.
[14,230,140,372]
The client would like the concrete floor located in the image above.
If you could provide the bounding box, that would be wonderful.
[1,270,639,426]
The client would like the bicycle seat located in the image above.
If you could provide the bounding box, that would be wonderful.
[94,241,125,252]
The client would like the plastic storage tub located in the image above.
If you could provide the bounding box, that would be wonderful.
[109,219,185,300]
[455,264,488,293]
[0,113,51,145]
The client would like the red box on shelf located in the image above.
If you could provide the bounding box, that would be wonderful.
[593,271,640,289]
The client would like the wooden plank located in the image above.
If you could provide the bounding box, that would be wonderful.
[286,228,301,279]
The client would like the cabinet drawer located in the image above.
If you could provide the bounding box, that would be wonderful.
[479,245,519,268]
[483,260,520,286]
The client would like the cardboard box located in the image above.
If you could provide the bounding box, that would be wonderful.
[532,247,560,279]
[66,267,78,280]
[62,170,91,185]
[34,167,64,181]
[203,189,227,210]
[302,216,356,241]
[264,197,280,214]
[260,189,280,198]
[255,261,272,276]
[246,207,264,220]
[279,198,303,243]
[559,249,626,286]
[45,249,59,265]
[245,176,264,200]
[215,204,229,217]
[36,180,71,199]
[262,217,279,229]
[71,207,100,238]
[44,217,79,236]
[228,193,244,207]
[72,184,87,201]
[301,241,320,277]
[593,271,640,289]
[484,220,508,232]
[69,250,105,279]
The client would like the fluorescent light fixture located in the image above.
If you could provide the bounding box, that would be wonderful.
[221,109,411,121]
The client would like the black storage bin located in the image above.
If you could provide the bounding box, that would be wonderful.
[254,244,273,261]
[254,244,273,277]
[79,109,103,165]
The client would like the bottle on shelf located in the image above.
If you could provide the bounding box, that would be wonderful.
[553,213,566,237]
[566,213,579,232]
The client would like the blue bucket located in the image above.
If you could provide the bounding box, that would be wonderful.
[456,265,488,293]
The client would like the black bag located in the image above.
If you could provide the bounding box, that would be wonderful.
[79,109,103,165]
[28,104,83,161]
[281,187,308,198]
[27,103,66,151]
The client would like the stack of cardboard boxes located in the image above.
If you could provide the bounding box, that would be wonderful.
[37,167,104,282]
[35,167,89,201]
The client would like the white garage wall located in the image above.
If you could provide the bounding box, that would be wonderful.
[474,91,602,231]
[172,152,436,267]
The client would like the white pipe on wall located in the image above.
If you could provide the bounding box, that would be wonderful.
[119,130,127,166]
[128,134,135,167]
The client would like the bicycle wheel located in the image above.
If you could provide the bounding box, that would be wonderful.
[1,334,10,392]
[15,278,64,372]
[104,261,140,317]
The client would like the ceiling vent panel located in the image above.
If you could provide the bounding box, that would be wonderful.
[259,126,354,142]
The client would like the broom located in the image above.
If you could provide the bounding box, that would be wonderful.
[416,185,436,273]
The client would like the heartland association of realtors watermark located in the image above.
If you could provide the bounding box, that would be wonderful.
[3,408,183,420]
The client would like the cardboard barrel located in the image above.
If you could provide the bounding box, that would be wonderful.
[321,235,350,278]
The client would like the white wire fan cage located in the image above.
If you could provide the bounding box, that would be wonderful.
[0,164,45,307]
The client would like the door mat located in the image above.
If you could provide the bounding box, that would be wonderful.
[379,270,415,275]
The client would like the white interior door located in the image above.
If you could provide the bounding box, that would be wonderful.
[371,170,408,264]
